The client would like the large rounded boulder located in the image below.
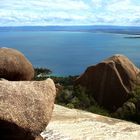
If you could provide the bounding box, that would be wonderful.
[75,54,140,111]
[0,78,56,140]
[0,47,34,80]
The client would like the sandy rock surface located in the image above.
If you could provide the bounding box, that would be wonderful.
[43,105,140,140]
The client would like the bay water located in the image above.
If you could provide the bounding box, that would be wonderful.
[0,31,140,76]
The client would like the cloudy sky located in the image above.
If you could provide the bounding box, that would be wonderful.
[0,0,140,26]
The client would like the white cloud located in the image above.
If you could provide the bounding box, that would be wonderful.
[106,0,138,12]
[104,0,140,25]
[91,0,102,8]
[0,0,90,26]
[31,0,89,10]
[87,0,140,26]
[0,0,140,26]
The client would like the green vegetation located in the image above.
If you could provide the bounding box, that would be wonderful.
[34,68,140,124]
[34,68,110,117]
[55,84,110,116]
[34,67,52,80]
[112,86,140,123]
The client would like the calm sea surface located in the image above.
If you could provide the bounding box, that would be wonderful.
[0,31,140,76]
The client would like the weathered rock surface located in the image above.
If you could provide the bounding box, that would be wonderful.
[0,47,34,80]
[75,54,140,111]
[0,78,56,140]
[43,104,140,140]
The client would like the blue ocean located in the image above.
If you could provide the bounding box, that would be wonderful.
[0,26,140,76]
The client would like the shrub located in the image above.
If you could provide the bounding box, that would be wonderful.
[34,67,52,80]
[66,103,74,109]
[88,105,110,116]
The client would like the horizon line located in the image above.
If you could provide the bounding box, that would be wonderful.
[0,25,140,27]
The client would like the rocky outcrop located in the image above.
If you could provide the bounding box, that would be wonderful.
[0,78,56,140]
[0,47,34,80]
[75,54,140,111]
[43,105,140,140]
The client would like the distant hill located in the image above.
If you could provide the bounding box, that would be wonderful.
[0,25,140,35]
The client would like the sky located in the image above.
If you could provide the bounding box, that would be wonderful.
[0,0,140,26]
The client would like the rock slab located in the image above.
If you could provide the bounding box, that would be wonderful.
[44,104,140,140]
[0,78,56,140]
